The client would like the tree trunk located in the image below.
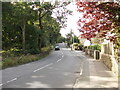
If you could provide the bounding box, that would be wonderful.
[22,20,26,51]
[38,10,42,51]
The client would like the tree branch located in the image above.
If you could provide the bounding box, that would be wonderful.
[40,10,51,19]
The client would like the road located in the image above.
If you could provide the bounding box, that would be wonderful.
[1,43,118,89]
[1,43,89,88]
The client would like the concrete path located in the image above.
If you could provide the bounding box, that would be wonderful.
[73,51,118,89]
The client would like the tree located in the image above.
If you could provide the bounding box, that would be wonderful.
[2,2,38,51]
[2,1,73,55]
[40,12,61,46]
[76,1,120,43]
[2,2,23,50]
[57,36,66,43]
[2,1,64,53]
[32,1,72,50]
[31,2,53,50]
[66,31,73,47]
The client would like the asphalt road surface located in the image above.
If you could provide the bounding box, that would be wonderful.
[1,43,90,88]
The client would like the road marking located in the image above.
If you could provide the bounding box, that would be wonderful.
[57,59,62,62]
[6,78,17,83]
[80,68,83,75]
[1,63,53,86]
[33,63,53,72]
[62,55,64,58]
[62,52,63,54]
[0,83,3,86]
[0,78,17,87]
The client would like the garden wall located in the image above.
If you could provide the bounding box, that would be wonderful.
[84,48,118,75]
[85,49,100,59]
[100,54,118,76]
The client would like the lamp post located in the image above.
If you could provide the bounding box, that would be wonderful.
[70,29,74,50]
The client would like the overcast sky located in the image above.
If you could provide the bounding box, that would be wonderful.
[34,0,82,37]
[40,0,82,37]
[59,2,82,37]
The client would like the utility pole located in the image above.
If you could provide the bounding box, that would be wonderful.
[70,29,74,50]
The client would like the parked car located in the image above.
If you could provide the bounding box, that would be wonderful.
[55,45,60,50]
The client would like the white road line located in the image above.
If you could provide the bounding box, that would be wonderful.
[33,63,53,72]
[1,63,53,86]
[79,68,83,75]
[0,83,3,86]
[57,59,62,62]
[62,55,64,58]
[0,78,17,87]
[6,78,17,83]
[62,52,63,54]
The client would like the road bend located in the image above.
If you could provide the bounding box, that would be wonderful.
[1,43,89,88]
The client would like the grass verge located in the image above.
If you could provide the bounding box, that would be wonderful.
[1,46,52,69]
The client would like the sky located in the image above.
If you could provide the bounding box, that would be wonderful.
[38,0,83,38]
[59,2,82,37]
[32,0,82,38]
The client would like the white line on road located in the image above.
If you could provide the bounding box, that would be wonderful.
[1,63,53,86]
[0,83,3,87]
[57,59,62,62]
[33,63,53,72]
[62,55,64,58]
[0,78,18,87]
[80,68,83,75]
[6,78,17,83]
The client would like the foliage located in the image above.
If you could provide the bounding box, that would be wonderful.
[52,1,72,28]
[2,46,51,69]
[73,43,83,50]
[57,36,66,43]
[88,44,101,51]
[78,44,84,50]
[76,1,120,43]
[73,43,78,46]
[66,32,79,47]
[1,1,74,69]
[2,54,47,69]
[2,2,63,54]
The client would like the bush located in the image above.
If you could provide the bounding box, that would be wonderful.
[88,44,101,51]
[2,54,48,69]
[0,62,2,69]
[2,58,18,68]
[78,44,84,50]
[73,43,83,50]
[2,46,52,69]
[73,43,79,46]
[41,46,52,52]
[28,48,40,54]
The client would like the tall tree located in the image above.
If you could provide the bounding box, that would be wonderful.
[2,1,72,53]
[76,1,120,43]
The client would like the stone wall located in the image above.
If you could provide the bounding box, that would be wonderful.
[85,49,100,59]
[100,54,118,76]
[85,49,118,75]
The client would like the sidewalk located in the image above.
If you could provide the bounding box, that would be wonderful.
[73,51,118,89]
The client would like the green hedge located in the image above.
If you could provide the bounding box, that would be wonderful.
[88,44,101,51]
[73,43,83,50]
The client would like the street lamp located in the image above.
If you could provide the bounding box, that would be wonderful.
[70,29,74,50]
